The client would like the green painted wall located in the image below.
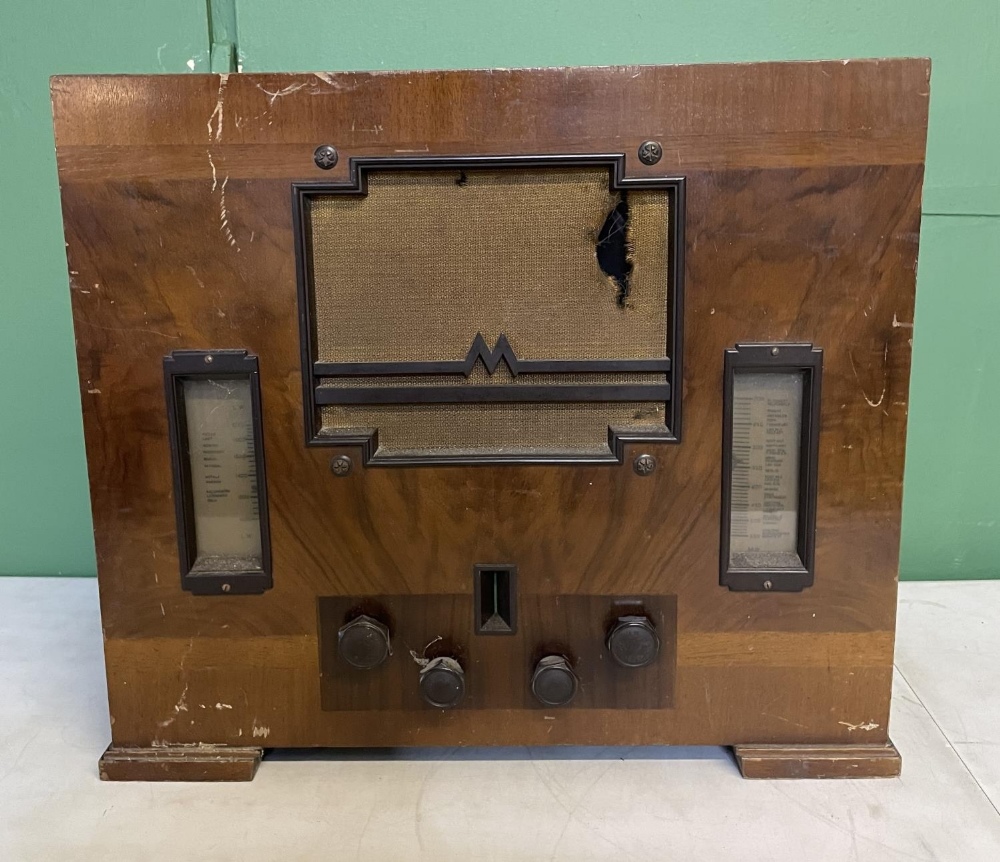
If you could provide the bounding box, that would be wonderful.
[1,1,997,578]
[0,1,210,576]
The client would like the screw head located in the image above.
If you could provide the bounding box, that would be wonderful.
[763,580,773,591]
[638,140,663,165]
[633,454,657,476]
[204,355,213,364]
[314,144,339,170]
[221,583,231,593]
[770,346,780,356]
[330,454,353,477]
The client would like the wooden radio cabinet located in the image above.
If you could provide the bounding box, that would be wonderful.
[51,59,929,780]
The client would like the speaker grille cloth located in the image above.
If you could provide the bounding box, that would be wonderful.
[306,166,671,458]
[319,402,665,456]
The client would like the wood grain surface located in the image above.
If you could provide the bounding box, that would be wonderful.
[52,61,928,755]
[734,742,902,779]
[99,745,262,781]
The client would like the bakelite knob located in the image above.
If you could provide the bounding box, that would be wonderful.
[531,655,578,707]
[337,615,391,669]
[606,615,660,668]
[419,657,466,709]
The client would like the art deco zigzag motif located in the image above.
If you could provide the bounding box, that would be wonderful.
[463,333,520,377]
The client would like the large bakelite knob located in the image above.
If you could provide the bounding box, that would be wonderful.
[419,657,466,709]
[606,615,660,668]
[337,615,391,669]
[531,655,578,707]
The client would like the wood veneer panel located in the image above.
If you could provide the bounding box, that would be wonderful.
[54,61,927,764]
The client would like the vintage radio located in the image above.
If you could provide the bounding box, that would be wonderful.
[52,60,929,780]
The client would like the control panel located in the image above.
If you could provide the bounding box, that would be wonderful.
[318,592,676,711]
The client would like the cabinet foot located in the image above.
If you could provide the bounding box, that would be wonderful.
[733,741,901,779]
[99,745,262,782]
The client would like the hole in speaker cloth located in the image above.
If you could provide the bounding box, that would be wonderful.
[305,166,672,460]
[596,194,632,307]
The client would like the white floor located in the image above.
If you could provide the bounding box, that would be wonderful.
[0,578,997,861]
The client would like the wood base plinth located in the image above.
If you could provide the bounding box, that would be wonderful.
[733,741,901,779]
[99,745,262,782]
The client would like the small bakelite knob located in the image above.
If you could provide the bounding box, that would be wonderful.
[531,655,578,707]
[337,615,391,669]
[606,615,660,668]
[419,657,466,709]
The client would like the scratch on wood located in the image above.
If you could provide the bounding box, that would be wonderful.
[350,120,383,135]
[218,176,240,251]
[77,319,179,340]
[208,73,229,142]
[157,682,190,728]
[849,346,888,408]
[761,711,808,729]
[838,720,880,731]
[186,265,207,290]
[310,72,361,93]
[206,151,240,251]
[257,81,308,105]
[892,313,913,329]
